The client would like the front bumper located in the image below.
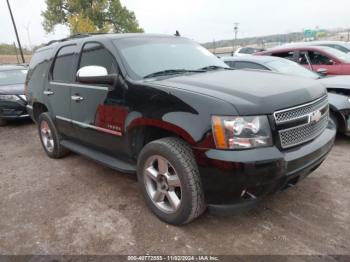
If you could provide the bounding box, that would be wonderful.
[196,121,336,213]
[26,105,35,122]
[0,99,28,119]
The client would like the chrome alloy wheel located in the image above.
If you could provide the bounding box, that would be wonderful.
[40,120,54,153]
[143,155,182,213]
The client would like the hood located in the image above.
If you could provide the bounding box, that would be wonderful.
[318,76,350,90]
[0,83,25,95]
[155,70,326,115]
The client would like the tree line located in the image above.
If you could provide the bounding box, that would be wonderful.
[2,0,143,55]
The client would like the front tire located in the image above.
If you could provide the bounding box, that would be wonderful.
[38,113,69,158]
[137,137,206,225]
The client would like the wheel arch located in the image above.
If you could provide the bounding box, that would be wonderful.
[329,106,346,133]
[127,121,196,160]
[32,102,48,122]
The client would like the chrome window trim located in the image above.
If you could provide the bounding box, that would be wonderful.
[278,108,328,133]
[50,81,109,91]
[56,115,122,136]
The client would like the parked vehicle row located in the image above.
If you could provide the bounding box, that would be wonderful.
[222,56,350,136]
[24,33,336,224]
[283,41,350,54]
[257,45,350,75]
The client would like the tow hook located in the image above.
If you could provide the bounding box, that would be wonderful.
[241,189,257,199]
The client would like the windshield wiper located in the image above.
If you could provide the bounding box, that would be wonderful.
[144,69,205,79]
[198,65,233,71]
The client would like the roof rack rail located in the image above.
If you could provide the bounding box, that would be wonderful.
[44,32,108,46]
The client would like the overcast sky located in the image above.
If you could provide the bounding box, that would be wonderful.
[0,0,349,47]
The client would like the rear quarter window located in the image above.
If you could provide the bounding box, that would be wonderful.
[27,48,53,88]
[271,51,295,61]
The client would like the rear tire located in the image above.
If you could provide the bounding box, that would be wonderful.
[0,118,7,126]
[137,137,206,225]
[38,113,69,158]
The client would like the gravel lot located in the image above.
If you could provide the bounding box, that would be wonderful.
[0,119,349,255]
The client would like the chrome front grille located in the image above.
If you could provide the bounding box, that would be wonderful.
[274,95,328,124]
[274,95,329,149]
[279,113,329,149]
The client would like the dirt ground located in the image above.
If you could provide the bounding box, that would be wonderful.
[0,119,349,255]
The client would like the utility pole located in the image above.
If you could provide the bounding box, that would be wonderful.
[24,22,32,51]
[232,22,239,55]
[6,0,25,63]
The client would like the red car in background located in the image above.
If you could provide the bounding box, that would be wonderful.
[257,45,350,75]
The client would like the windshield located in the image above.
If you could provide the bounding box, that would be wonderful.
[0,69,27,86]
[344,43,350,52]
[322,47,350,63]
[114,37,229,79]
[266,59,319,79]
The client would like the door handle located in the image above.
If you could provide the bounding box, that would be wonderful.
[71,95,84,102]
[43,90,54,96]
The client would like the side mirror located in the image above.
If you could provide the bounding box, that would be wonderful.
[76,66,118,86]
[317,68,328,77]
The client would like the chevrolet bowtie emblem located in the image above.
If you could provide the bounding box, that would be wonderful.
[309,110,322,124]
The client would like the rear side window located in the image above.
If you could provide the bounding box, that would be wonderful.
[308,51,333,65]
[27,48,52,84]
[52,45,76,82]
[223,61,235,67]
[78,42,117,74]
[271,51,295,61]
[234,61,268,70]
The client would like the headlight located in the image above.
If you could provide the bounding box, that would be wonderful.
[0,95,20,101]
[212,115,273,149]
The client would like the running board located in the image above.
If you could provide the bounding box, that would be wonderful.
[60,140,136,174]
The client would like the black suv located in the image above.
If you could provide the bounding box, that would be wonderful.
[26,34,336,224]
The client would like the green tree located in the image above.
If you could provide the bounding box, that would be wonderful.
[42,0,143,35]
